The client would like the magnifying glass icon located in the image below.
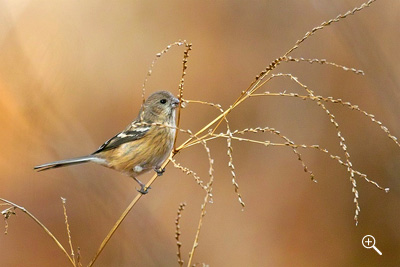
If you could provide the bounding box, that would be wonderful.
[362,235,382,255]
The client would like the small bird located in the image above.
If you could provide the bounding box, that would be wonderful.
[34,91,179,194]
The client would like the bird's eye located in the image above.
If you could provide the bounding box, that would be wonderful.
[160,99,167,104]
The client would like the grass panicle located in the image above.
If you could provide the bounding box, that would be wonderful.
[61,197,76,265]
[175,202,186,267]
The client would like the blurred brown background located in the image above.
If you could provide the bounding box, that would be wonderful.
[0,0,399,266]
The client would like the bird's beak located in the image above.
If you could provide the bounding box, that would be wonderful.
[172,97,180,108]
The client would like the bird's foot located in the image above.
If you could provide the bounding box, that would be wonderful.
[137,184,151,195]
[133,177,151,194]
[155,167,165,176]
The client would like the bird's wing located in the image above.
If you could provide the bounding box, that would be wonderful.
[92,123,151,154]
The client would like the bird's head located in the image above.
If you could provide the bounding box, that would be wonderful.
[140,91,179,124]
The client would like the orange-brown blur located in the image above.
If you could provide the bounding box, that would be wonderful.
[0,1,399,266]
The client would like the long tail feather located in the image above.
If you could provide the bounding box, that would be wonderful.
[34,156,97,172]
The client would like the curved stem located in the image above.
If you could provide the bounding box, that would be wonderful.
[186,193,209,267]
[0,198,75,266]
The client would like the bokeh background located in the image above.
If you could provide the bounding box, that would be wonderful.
[0,0,399,266]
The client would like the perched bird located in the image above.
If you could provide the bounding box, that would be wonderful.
[34,91,179,194]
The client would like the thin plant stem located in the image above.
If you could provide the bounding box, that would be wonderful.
[187,193,209,267]
[61,197,75,265]
[87,159,169,267]
[0,198,75,266]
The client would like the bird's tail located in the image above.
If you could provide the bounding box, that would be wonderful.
[34,155,98,172]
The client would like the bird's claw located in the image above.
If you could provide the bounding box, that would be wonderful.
[137,185,151,195]
[155,167,165,176]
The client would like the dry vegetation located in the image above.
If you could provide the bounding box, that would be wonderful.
[1,0,398,266]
